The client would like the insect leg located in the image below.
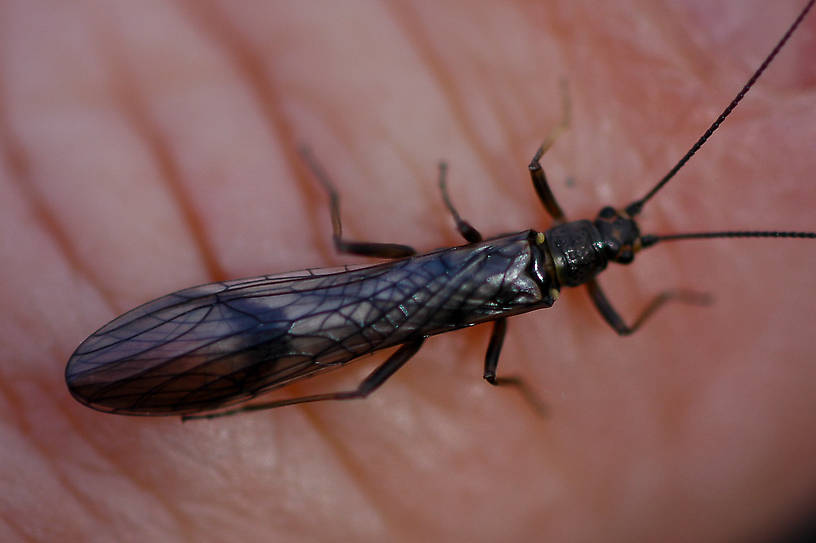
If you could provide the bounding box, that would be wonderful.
[183,338,426,420]
[481,318,548,415]
[437,162,483,243]
[530,80,572,224]
[482,318,507,384]
[299,146,416,258]
[586,278,713,335]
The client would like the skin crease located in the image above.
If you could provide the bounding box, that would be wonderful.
[1,0,815,541]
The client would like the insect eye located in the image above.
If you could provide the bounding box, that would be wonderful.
[598,206,617,219]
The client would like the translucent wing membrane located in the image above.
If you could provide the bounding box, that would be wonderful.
[66,233,552,415]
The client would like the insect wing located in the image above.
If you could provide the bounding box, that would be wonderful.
[67,232,551,416]
[65,264,395,415]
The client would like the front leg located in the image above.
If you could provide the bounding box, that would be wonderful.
[529,79,572,224]
[586,279,713,335]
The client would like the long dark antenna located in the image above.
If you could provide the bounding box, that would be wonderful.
[625,0,815,218]
[642,231,816,248]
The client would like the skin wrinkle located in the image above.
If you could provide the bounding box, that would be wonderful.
[497,14,555,139]
[461,20,551,158]
[174,0,331,261]
[648,5,710,81]
[297,403,395,538]
[0,113,120,313]
[3,410,98,540]
[16,411,111,532]
[385,3,512,201]
[64,412,191,535]
[98,35,227,285]
[0,519,32,543]
[0,377,27,443]
[283,386,408,538]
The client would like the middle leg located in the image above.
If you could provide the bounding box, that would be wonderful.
[437,161,483,243]
[483,318,547,416]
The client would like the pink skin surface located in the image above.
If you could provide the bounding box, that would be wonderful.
[1,1,815,541]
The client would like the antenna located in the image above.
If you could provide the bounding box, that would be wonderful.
[641,231,816,248]
[625,0,815,218]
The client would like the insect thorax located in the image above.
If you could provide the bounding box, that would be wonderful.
[544,208,642,288]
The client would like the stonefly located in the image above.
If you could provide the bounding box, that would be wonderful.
[66,1,815,420]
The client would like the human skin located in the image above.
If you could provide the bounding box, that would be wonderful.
[1,1,815,541]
